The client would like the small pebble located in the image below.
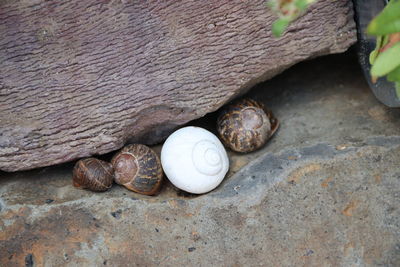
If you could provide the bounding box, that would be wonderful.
[304,249,314,256]
[25,254,34,267]
[191,232,200,241]
[110,209,122,219]
[336,144,347,150]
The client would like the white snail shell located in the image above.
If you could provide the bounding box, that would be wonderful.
[161,126,229,194]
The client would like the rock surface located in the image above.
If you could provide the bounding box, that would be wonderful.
[1,52,399,266]
[0,0,356,171]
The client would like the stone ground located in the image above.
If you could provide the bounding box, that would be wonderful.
[1,50,399,266]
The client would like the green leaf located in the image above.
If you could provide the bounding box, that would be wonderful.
[382,34,390,47]
[295,0,309,11]
[272,18,290,37]
[371,42,400,77]
[265,1,276,9]
[369,49,379,65]
[370,35,391,65]
[387,66,400,82]
[367,1,400,35]
[369,36,383,65]
[395,82,400,99]
[369,20,400,35]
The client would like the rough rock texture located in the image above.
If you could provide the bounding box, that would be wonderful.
[0,0,356,171]
[1,52,399,266]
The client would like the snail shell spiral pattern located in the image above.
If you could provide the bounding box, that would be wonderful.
[111,144,163,195]
[161,126,229,194]
[72,158,114,192]
[192,140,224,176]
[217,98,279,153]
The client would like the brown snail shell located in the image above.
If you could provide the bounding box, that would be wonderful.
[111,144,163,195]
[216,98,279,153]
[72,158,114,192]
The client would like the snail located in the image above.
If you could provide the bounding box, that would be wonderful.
[161,126,229,194]
[217,98,279,153]
[72,158,114,192]
[111,144,163,195]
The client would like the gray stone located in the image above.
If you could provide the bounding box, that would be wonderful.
[0,0,356,172]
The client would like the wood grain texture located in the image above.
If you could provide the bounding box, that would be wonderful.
[0,0,356,171]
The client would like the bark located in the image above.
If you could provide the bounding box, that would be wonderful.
[0,0,356,171]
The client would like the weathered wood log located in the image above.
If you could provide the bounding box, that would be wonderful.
[0,0,356,172]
